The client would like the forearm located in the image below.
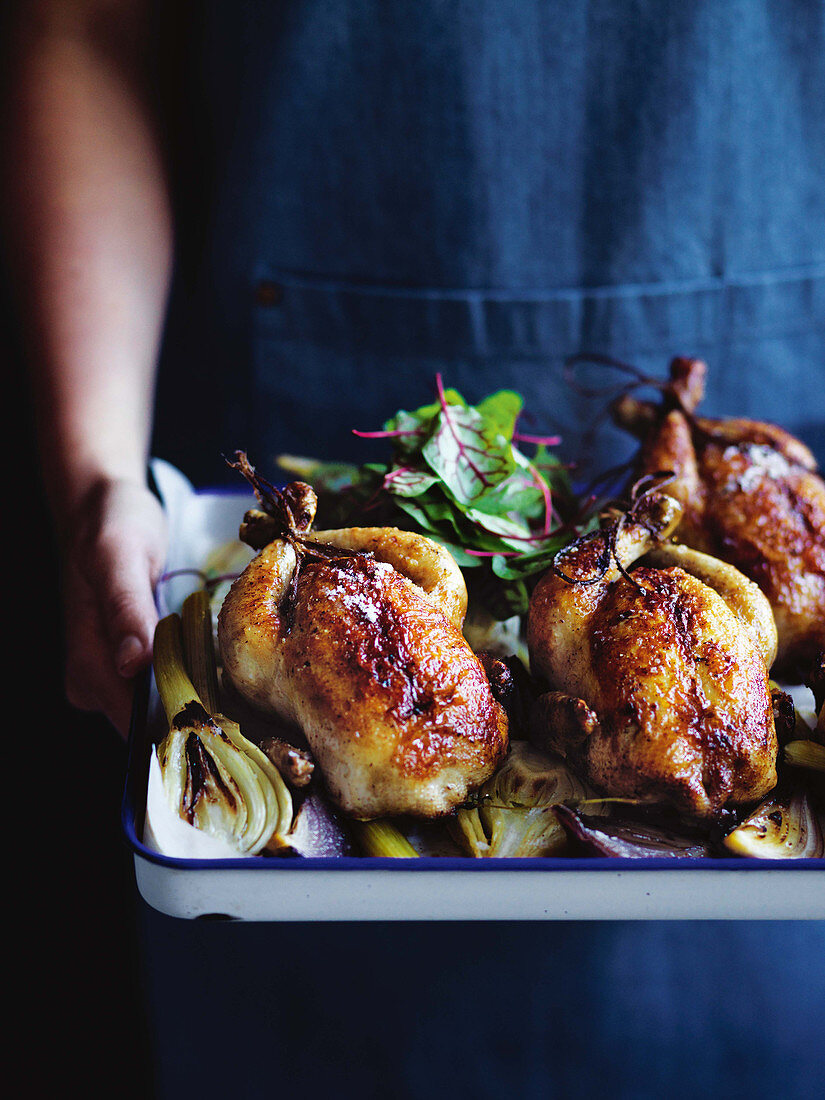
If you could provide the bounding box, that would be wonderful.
[7,0,172,531]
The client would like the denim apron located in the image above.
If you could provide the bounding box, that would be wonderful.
[147,3,825,1097]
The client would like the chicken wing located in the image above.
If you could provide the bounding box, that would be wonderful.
[217,464,508,819]
[527,490,778,818]
[612,357,825,677]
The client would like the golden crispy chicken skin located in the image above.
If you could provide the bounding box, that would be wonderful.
[612,357,825,676]
[527,493,778,818]
[218,516,508,820]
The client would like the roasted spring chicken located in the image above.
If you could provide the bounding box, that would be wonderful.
[612,357,825,677]
[217,464,508,819]
[527,490,778,818]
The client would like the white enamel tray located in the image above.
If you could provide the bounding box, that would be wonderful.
[122,460,825,921]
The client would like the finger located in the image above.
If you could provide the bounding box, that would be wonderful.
[65,660,135,737]
[86,531,160,677]
[62,567,136,737]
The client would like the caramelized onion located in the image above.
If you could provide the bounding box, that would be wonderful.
[278,789,354,857]
[554,805,713,858]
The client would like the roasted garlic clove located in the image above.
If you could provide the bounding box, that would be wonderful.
[260,736,316,787]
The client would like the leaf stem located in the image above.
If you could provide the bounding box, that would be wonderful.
[352,427,421,439]
[513,432,562,446]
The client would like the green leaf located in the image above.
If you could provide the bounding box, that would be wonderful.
[382,389,468,456]
[294,379,594,619]
[383,466,440,496]
[393,497,463,541]
[422,403,515,505]
[469,472,546,520]
[494,580,531,619]
[476,390,523,442]
[463,508,534,543]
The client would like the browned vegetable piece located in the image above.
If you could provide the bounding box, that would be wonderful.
[279,788,354,858]
[723,784,824,859]
[554,805,713,859]
[261,736,316,787]
[771,686,797,747]
[806,652,825,742]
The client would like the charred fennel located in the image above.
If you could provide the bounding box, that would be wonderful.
[723,785,824,859]
[181,589,221,714]
[451,742,594,858]
[154,599,292,854]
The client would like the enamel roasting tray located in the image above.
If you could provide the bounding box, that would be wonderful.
[122,460,825,921]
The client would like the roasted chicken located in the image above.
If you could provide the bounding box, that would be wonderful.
[612,357,825,677]
[217,465,508,819]
[527,490,778,818]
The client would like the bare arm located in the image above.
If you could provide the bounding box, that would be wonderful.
[6,0,173,733]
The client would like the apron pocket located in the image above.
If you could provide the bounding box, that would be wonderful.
[250,265,825,474]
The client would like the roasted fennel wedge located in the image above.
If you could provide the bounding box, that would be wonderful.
[153,597,293,855]
[723,785,824,859]
[181,590,294,839]
[451,741,594,857]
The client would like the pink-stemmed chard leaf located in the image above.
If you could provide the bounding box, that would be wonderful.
[526,460,553,536]
[476,389,523,440]
[352,409,430,459]
[336,376,582,619]
[421,374,515,504]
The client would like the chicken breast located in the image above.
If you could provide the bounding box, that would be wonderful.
[218,487,508,819]
[527,491,778,818]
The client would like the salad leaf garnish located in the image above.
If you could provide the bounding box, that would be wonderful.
[423,399,515,505]
[278,375,593,619]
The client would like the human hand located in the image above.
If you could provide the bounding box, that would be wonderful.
[61,477,168,737]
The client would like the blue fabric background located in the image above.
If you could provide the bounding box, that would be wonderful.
[138,911,825,1099]
[145,3,825,1096]
[153,0,825,482]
